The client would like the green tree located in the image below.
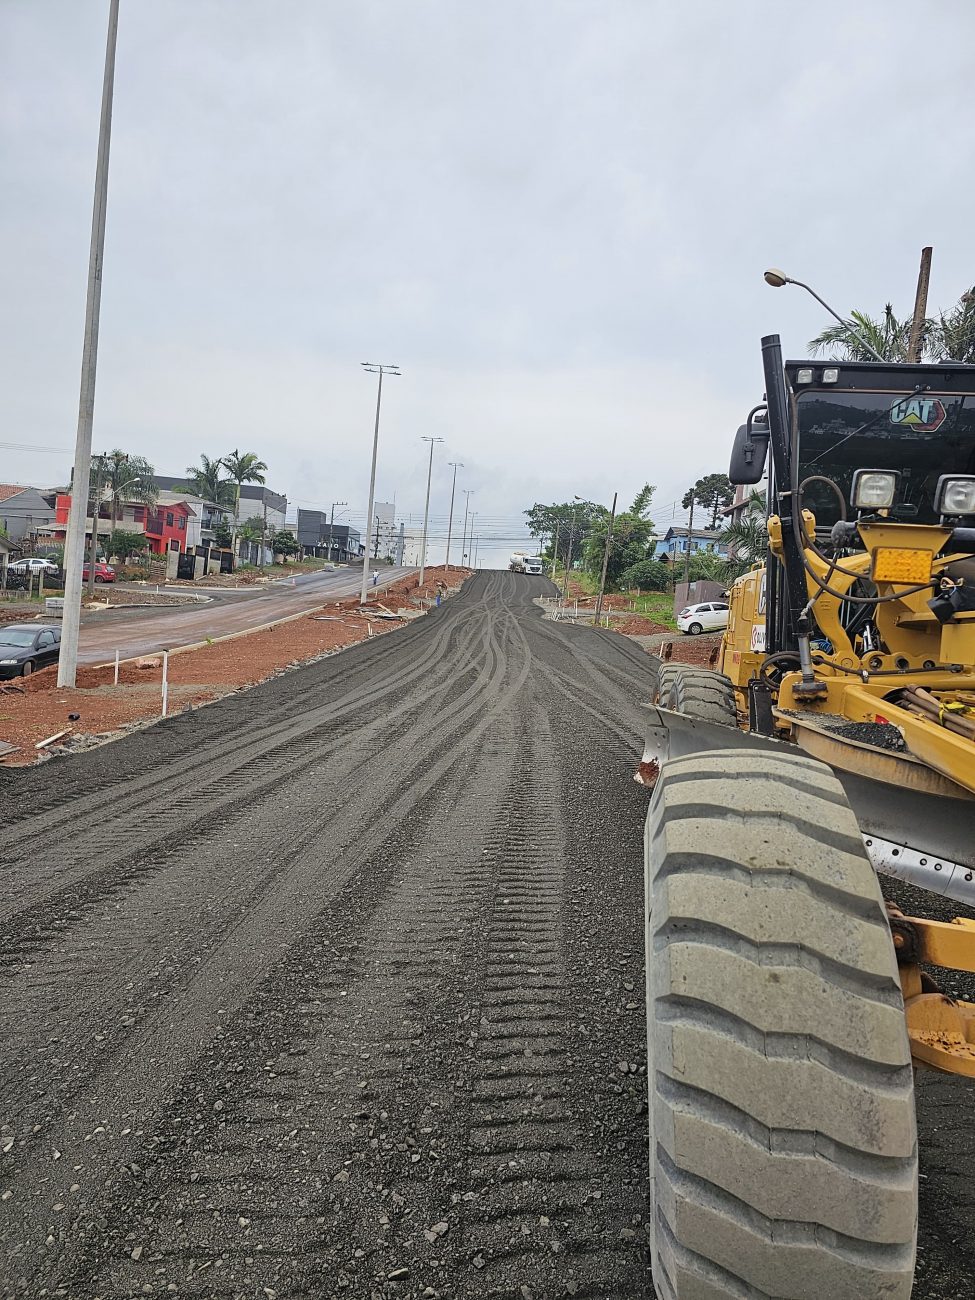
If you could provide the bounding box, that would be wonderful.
[222,450,268,550]
[524,499,602,569]
[687,548,729,583]
[582,484,657,589]
[619,557,671,592]
[239,517,263,543]
[182,455,237,508]
[105,528,148,561]
[682,473,734,530]
[213,520,234,549]
[272,529,300,558]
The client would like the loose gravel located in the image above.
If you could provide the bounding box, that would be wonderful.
[1,572,972,1298]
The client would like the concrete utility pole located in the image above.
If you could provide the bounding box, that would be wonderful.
[325,500,347,562]
[359,363,400,604]
[683,494,695,590]
[594,492,617,625]
[444,461,462,568]
[460,490,473,564]
[59,0,121,688]
[551,522,560,582]
[907,246,933,363]
[418,436,443,585]
[562,524,575,601]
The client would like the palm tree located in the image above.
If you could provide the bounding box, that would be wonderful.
[94,450,158,530]
[720,490,767,579]
[807,283,975,362]
[183,455,236,508]
[930,288,975,362]
[807,305,916,362]
[221,450,268,551]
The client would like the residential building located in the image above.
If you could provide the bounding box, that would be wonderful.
[297,509,361,562]
[239,485,287,532]
[722,482,767,528]
[53,492,197,555]
[370,501,396,559]
[654,526,728,562]
[0,485,58,545]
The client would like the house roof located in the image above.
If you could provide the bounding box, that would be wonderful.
[155,491,197,516]
[0,484,30,502]
[663,525,724,540]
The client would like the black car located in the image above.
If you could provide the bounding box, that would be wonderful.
[0,624,62,678]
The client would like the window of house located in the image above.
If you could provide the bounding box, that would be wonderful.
[177,516,185,530]
[166,512,174,527]
[132,507,145,523]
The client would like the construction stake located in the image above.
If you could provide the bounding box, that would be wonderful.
[161,649,169,717]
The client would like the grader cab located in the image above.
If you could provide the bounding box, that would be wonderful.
[641,336,975,1297]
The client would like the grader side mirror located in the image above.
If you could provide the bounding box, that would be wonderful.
[730,420,770,485]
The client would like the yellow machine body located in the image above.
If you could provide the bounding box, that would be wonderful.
[717,512,975,1074]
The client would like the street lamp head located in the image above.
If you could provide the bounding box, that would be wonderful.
[764,268,789,288]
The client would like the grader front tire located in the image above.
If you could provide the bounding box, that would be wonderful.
[645,749,917,1299]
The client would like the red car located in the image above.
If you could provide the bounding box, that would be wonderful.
[82,561,116,583]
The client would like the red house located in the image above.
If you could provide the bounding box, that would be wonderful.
[54,494,196,555]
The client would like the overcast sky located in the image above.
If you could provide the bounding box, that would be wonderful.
[2,0,973,565]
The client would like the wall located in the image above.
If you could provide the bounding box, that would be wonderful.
[0,488,57,543]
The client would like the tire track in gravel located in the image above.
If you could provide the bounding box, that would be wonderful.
[0,606,490,920]
[0,607,491,945]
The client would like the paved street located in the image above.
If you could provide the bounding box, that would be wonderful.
[76,565,416,664]
[1,573,973,1298]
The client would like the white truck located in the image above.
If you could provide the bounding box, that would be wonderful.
[509,552,543,575]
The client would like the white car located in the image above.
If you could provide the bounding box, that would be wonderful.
[677,600,729,635]
[8,557,59,575]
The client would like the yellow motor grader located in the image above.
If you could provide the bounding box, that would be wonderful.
[640,336,975,1298]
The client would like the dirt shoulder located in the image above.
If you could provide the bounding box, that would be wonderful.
[0,566,470,765]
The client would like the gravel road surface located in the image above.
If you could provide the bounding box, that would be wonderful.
[76,565,415,665]
[1,571,973,1299]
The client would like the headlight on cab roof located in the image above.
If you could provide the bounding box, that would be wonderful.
[935,475,975,516]
[851,469,899,511]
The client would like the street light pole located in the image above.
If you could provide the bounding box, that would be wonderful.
[444,461,462,569]
[763,268,886,363]
[59,0,121,688]
[359,362,400,604]
[594,491,617,625]
[418,436,443,585]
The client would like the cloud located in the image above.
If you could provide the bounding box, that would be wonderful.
[3,0,974,564]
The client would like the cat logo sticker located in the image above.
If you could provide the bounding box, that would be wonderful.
[889,396,946,433]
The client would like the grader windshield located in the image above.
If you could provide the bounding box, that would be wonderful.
[796,385,975,525]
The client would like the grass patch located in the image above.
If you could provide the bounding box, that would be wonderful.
[624,591,678,628]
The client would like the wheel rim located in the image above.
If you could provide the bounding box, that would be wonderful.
[22,660,32,677]
[689,623,702,634]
